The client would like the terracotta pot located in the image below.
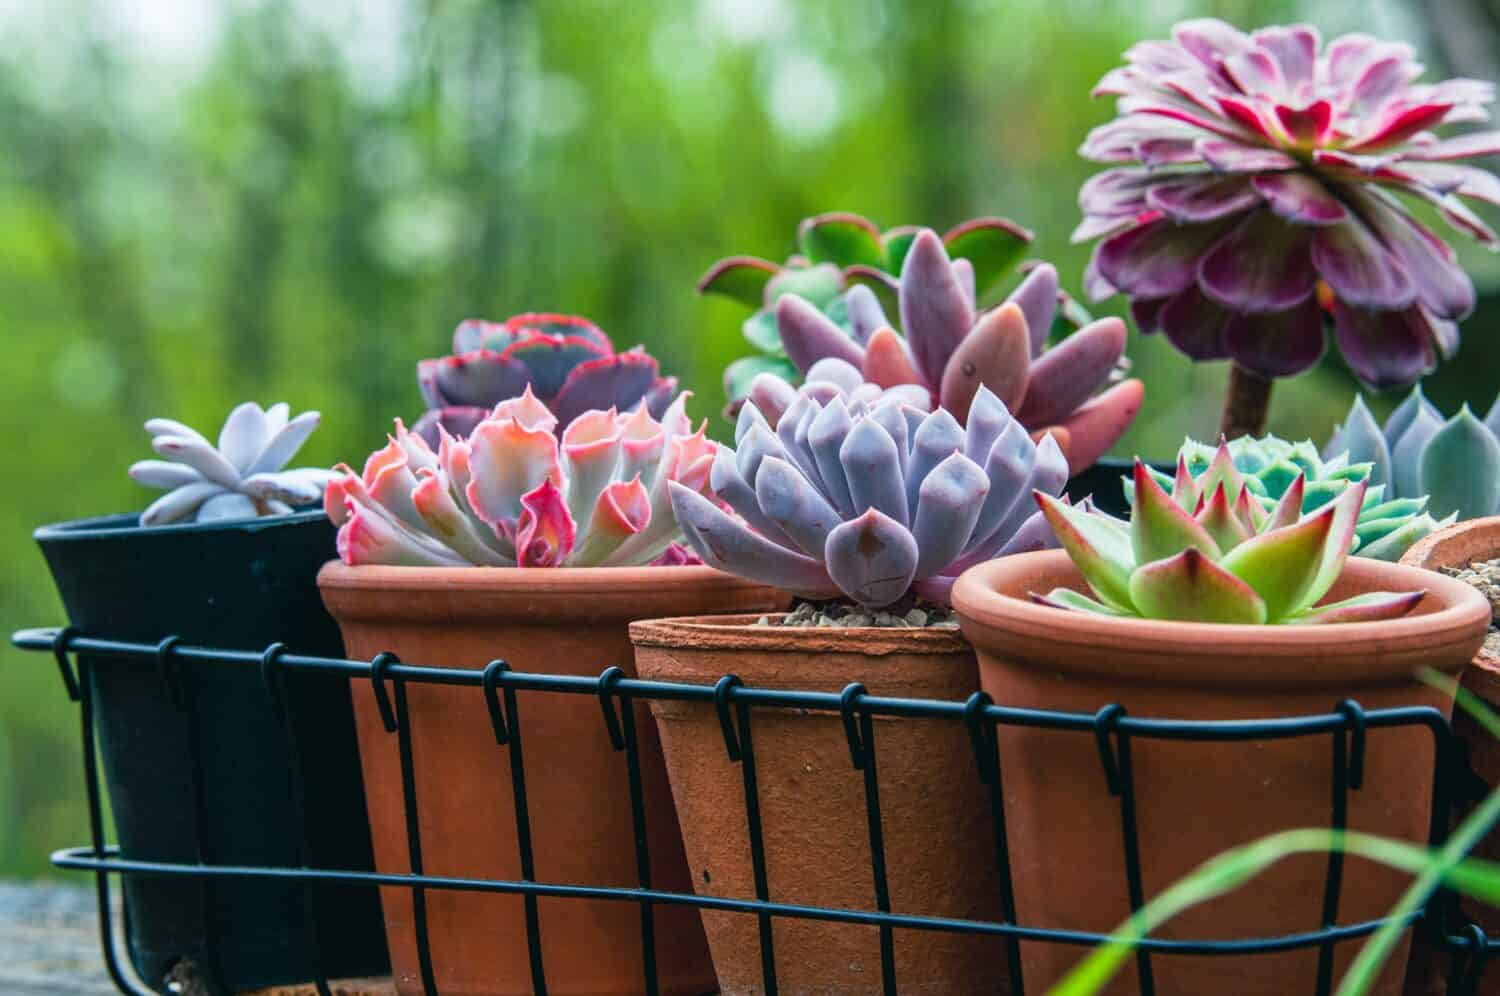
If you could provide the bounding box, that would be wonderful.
[952,550,1489,996]
[1402,516,1500,994]
[630,614,1014,996]
[318,565,784,996]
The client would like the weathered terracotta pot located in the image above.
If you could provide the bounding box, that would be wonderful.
[631,614,1013,996]
[953,550,1489,996]
[1402,516,1500,994]
[318,565,784,996]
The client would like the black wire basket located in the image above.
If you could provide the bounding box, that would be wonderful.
[12,625,1500,996]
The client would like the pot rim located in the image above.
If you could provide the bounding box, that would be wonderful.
[629,613,971,655]
[953,550,1489,684]
[34,508,328,543]
[317,563,787,626]
[318,561,771,593]
[1400,514,1500,571]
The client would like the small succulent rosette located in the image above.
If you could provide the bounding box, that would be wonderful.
[414,313,679,445]
[668,385,1068,611]
[1038,449,1424,625]
[1328,388,1500,523]
[328,389,711,568]
[129,402,337,525]
[1131,434,1450,561]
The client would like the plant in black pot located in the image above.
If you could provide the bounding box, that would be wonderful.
[34,402,388,994]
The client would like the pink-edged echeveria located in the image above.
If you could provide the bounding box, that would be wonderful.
[1078,20,1499,433]
[414,313,678,445]
[1037,448,1425,624]
[743,229,1143,470]
[668,385,1068,610]
[328,391,711,567]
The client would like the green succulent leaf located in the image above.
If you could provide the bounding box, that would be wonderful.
[1219,506,1335,622]
[1420,405,1500,521]
[1127,549,1269,624]
[1035,493,1135,611]
[1131,462,1222,564]
[797,212,887,271]
[765,262,844,309]
[942,218,1033,298]
[1033,587,1128,616]
[742,309,786,355]
[698,256,781,309]
[1289,589,1425,624]
[882,226,920,275]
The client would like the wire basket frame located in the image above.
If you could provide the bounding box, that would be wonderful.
[13,625,1500,996]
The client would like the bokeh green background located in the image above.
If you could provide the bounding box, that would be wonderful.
[4,0,1498,875]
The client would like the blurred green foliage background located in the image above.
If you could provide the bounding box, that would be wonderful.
[4,0,1499,875]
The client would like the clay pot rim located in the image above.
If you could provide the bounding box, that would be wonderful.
[1401,515,1500,671]
[630,613,971,656]
[318,562,786,626]
[954,550,1490,685]
[319,560,759,594]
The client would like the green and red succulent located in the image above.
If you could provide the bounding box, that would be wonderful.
[1037,445,1425,624]
[699,212,1088,409]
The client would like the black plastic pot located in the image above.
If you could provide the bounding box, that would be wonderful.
[1064,456,1130,518]
[34,510,388,994]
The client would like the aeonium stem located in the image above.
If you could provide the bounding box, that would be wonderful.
[1220,363,1273,440]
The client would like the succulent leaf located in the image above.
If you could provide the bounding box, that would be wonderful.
[1128,548,1270,624]
[1035,492,1135,611]
[698,256,781,308]
[798,212,887,270]
[899,230,976,388]
[1289,589,1426,624]
[824,509,920,610]
[1419,406,1500,520]
[670,482,840,596]
[941,217,1034,298]
[939,302,1032,420]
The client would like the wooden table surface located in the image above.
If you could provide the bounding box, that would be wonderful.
[0,880,394,996]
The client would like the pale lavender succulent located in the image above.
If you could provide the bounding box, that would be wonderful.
[669,385,1067,610]
[129,402,337,525]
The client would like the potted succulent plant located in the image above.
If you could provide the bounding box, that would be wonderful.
[1075,19,1500,439]
[33,403,388,994]
[951,446,1490,994]
[629,385,1065,994]
[318,373,784,996]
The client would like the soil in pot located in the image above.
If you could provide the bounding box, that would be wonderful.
[1401,517,1500,995]
[953,550,1490,996]
[34,511,388,994]
[318,564,784,996]
[631,613,1014,996]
